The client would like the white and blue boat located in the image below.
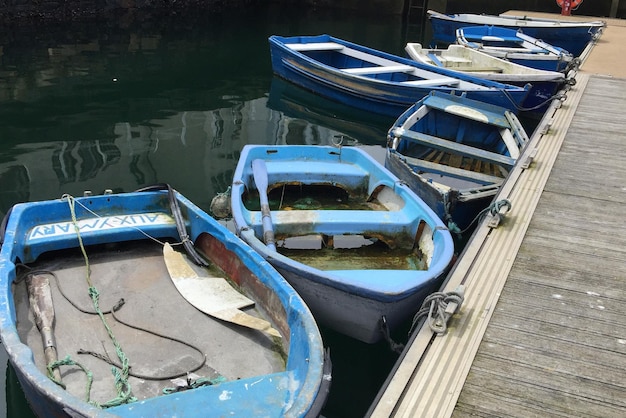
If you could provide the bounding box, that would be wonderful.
[0,187,330,417]
[385,91,529,233]
[268,34,530,117]
[455,25,575,73]
[404,42,570,116]
[427,9,605,57]
[230,145,455,344]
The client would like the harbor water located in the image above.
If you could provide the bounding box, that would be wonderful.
[0,3,540,417]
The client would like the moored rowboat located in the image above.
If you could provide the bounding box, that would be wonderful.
[404,42,570,115]
[230,145,455,344]
[427,9,605,57]
[385,91,529,234]
[269,34,530,117]
[0,186,330,417]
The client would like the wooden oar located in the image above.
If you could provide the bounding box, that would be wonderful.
[163,243,281,338]
[26,274,62,383]
[251,159,277,251]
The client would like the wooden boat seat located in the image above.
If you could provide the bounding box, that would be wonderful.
[401,78,460,87]
[393,129,516,169]
[343,65,415,75]
[399,152,507,184]
[286,42,344,52]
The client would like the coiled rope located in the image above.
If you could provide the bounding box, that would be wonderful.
[409,286,465,335]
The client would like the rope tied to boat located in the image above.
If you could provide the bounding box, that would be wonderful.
[409,285,465,335]
[451,199,513,239]
[62,194,137,408]
[500,87,568,113]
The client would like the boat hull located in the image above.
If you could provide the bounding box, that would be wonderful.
[231,145,455,344]
[428,10,605,57]
[0,189,328,417]
[269,34,529,117]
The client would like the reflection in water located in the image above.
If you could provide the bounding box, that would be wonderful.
[0,5,420,418]
[268,76,395,146]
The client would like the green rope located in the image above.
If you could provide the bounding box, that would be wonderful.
[64,194,137,408]
[47,355,93,400]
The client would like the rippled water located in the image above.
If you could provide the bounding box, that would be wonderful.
[0,4,416,417]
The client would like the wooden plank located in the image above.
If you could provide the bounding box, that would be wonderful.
[456,75,626,416]
[400,153,505,185]
[395,129,516,168]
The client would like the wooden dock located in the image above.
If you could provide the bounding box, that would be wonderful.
[368,12,626,418]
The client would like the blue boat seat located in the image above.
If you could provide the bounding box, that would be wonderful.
[254,209,416,238]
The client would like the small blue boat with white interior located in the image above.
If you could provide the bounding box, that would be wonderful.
[0,187,330,417]
[456,25,574,73]
[427,9,605,57]
[268,34,530,117]
[230,145,455,344]
[385,91,529,234]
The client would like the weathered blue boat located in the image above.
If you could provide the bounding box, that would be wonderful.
[455,25,574,73]
[427,9,605,57]
[385,91,529,233]
[268,34,530,117]
[0,187,330,417]
[230,145,455,344]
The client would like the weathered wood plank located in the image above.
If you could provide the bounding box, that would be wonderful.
[455,75,626,416]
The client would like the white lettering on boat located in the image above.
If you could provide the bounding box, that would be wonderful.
[28,213,174,240]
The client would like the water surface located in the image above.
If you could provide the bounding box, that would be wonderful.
[0,5,412,417]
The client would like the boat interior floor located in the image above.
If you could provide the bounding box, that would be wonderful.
[423,149,508,177]
[13,240,286,404]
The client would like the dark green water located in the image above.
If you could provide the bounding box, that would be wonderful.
[0,3,545,417]
[0,4,417,417]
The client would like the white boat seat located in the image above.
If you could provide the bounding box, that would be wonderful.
[343,65,415,75]
[401,78,460,87]
[286,42,344,51]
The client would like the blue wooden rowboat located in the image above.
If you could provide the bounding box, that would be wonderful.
[404,42,570,116]
[427,9,605,57]
[268,34,530,117]
[455,25,575,73]
[385,91,530,234]
[230,145,455,344]
[0,187,330,417]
